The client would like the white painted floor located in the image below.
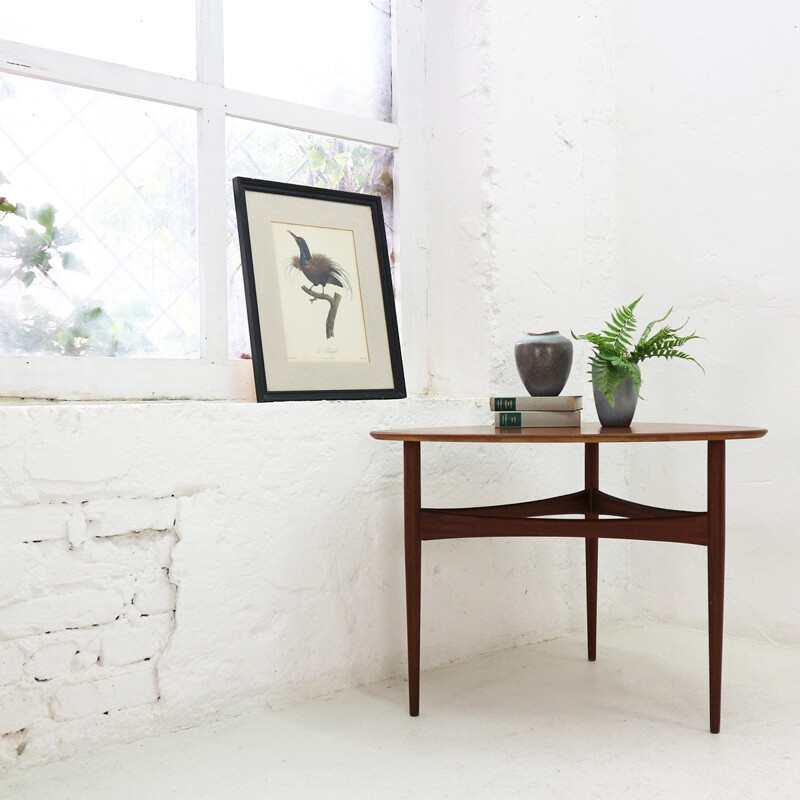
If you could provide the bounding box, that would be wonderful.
[2,623,799,799]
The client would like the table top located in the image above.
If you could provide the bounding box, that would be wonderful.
[370,423,768,444]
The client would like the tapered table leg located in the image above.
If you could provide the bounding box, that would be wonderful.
[404,441,422,716]
[707,440,726,733]
[585,443,599,662]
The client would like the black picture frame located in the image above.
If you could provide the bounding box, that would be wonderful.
[233,177,406,402]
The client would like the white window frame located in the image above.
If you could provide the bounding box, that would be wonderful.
[0,0,427,401]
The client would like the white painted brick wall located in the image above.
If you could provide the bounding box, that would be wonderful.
[51,668,159,720]
[30,643,80,682]
[67,511,88,548]
[15,628,102,666]
[0,532,176,606]
[0,692,39,736]
[0,730,28,765]
[0,397,589,774]
[0,492,178,765]
[0,589,124,639]
[49,682,99,721]
[83,498,176,538]
[136,613,174,640]
[28,636,100,678]
[100,627,161,668]
[0,644,24,687]
[0,505,69,546]
[133,571,177,616]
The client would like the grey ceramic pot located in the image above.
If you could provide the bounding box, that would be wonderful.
[593,375,639,427]
[514,331,573,396]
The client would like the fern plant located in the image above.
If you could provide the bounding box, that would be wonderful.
[572,296,703,406]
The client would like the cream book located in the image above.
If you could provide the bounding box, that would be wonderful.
[490,396,582,412]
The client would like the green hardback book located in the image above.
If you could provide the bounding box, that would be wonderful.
[495,410,581,428]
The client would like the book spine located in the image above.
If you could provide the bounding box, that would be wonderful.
[495,410,581,427]
[490,396,582,411]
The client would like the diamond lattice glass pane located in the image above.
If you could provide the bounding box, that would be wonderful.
[225,117,394,359]
[224,0,392,121]
[0,74,199,357]
[3,1,196,78]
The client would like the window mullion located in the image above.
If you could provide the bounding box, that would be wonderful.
[392,0,428,395]
[196,0,224,87]
[196,108,229,361]
[196,0,228,361]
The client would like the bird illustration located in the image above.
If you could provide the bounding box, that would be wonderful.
[287,230,351,294]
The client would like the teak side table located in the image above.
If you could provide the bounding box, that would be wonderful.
[370,423,767,733]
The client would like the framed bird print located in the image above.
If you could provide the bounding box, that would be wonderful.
[232,177,406,402]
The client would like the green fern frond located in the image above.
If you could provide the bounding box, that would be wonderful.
[637,307,673,347]
[632,321,703,369]
[573,295,703,402]
[604,296,641,352]
[571,331,609,350]
[588,357,618,405]
[589,353,641,406]
[648,348,703,369]
[573,296,641,359]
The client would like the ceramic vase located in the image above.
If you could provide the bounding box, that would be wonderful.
[514,331,573,397]
[593,374,639,427]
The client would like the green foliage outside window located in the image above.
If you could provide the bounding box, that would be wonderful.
[0,177,152,356]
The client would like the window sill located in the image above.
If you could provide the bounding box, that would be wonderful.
[0,356,256,402]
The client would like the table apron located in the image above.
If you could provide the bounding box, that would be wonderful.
[418,509,709,546]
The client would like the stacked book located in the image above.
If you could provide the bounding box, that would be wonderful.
[490,395,582,428]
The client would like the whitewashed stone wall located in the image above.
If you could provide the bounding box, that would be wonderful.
[0,399,626,770]
[0,495,178,765]
[607,0,799,641]
[427,0,792,652]
[426,0,620,399]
